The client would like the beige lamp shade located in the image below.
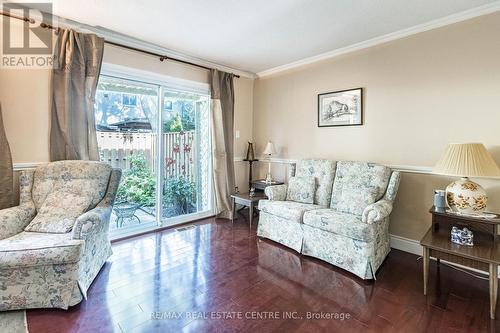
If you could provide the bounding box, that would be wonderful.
[263,141,276,155]
[433,143,500,178]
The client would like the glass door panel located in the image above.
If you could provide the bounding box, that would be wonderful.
[161,89,211,221]
[95,75,159,235]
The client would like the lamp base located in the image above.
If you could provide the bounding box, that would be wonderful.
[446,177,488,214]
[265,173,273,184]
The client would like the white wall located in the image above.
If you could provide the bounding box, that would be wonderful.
[252,12,500,241]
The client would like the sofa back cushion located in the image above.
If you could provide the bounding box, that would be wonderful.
[32,161,112,212]
[330,161,391,214]
[286,176,316,204]
[294,159,336,206]
[335,184,379,215]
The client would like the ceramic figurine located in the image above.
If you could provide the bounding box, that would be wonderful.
[450,226,474,246]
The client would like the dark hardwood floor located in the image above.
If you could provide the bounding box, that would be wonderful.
[27,214,498,333]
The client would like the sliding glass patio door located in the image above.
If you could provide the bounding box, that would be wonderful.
[94,69,212,237]
[161,89,211,222]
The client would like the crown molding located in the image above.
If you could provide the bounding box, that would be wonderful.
[256,1,500,78]
[89,24,257,79]
[2,3,256,79]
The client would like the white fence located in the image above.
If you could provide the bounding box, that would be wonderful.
[97,130,196,180]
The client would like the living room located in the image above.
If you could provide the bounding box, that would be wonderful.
[1,1,500,332]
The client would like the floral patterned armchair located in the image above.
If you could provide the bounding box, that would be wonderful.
[257,159,400,280]
[0,161,121,310]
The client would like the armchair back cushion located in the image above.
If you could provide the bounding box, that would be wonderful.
[330,161,391,214]
[25,190,94,233]
[293,159,336,206]
[286,176,316,204]
[32,161,112,211]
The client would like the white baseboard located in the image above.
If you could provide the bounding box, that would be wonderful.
[389,234,422,255]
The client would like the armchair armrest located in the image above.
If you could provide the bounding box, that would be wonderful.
[72,168,121,240]
[0,203,36,240]
[264,184,288,201]
[72,206,111,240]
[362,200,393,224]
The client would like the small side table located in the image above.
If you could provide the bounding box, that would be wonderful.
[250,179,284,192]
[420,206,500,319]
[231,192,266,228]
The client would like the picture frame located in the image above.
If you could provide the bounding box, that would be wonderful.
[317,88,363,127]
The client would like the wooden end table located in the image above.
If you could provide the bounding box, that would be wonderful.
[420,206,500,319]
[250,179,284,192]
[231,192,266,228]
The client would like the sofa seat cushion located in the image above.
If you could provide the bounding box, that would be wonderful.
[0,232,83,268]
[302,209,374,242]
[258,200,324,223]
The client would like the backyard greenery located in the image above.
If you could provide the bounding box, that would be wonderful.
[116,153,197,216]
[116,154,156,207]
[163,176,196,216]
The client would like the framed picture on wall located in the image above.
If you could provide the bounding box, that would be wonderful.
[318,88,363,127]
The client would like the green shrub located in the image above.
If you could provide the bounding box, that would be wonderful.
[163,176,196,214]
[116,154,156,207]
[163,114,183,132]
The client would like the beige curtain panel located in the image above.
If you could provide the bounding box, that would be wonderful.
[50,29,104,161]
[210,69,235,219]
[0,105,14,209]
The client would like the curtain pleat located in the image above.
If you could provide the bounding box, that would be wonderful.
[210,69,235,219]
[0,105,14,209]
[50,29,104,161]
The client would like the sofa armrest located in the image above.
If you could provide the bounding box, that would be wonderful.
[264,184,288,201]
[362,200,393,224]
[0,203,36,240]
[72,206,111,240]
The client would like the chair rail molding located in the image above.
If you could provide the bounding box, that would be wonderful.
[13,162,44,171]
[234,156,434,175]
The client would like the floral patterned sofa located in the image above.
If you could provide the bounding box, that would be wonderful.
[0,161,121,310]
[257,159,400,279]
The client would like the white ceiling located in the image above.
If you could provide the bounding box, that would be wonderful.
[50,0,499,75]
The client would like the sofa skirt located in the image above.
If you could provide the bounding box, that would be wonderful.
[257,212,303,253]
[257,212,391,280]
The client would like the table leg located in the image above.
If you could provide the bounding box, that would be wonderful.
[249,204,253,229]
[231,198,236,224]
[423,246,429,296]
[490,263,498,319]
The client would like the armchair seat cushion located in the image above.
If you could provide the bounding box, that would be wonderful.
[0,232,83,268]
[303,209,375,242]
[258,200,324,223]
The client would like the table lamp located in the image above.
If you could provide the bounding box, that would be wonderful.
[262,141,276,184]
[433,143,500,214]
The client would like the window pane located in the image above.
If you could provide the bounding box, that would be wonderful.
[162,90,211,219]
[95,75,159,234]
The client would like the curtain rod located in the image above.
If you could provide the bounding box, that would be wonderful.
[0,11,241,78]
